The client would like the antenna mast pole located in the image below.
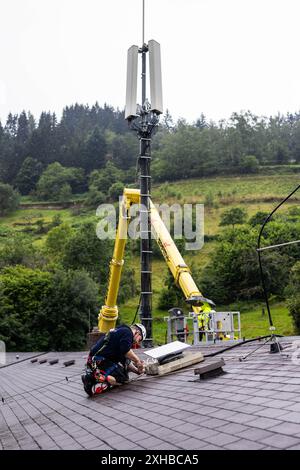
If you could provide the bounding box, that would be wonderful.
[125,0,163,347]
[142,0,145,45]
[139,0,152,347]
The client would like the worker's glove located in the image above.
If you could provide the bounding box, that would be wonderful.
[136,360,145,375]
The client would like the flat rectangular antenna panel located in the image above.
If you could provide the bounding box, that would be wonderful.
[144,341,190,360]
[148,39,163,114]
[125,45,139,120]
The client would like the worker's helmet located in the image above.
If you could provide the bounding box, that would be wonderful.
[133,323,147,341]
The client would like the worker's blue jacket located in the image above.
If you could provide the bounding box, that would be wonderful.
[90,325,133,365]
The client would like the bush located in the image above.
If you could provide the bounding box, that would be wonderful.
[108,181,124,201]
[288,295,300,334]
[288,207,300,217]
[58,183,72,202]
[201,226,289,304]
[85,188,106,207]
[0,234,44,269]
[248,211,269,227]
[263,221,300,259]
[61,221,137,304]
[239,155,259,174]
[286,262,300,333]
[35,269,99,350]
[88,162,123,195]
[0,225,13,238]
[36,163,79,201]
[50,214,62,228]
[62,222,112,283]
[35,219,48,235]
[219,207,247,229]
[0,183,20,216]
[118,266,137,304]
[0,266,99,351]
[158,271,186,311]
[45,223,74,259]
[204,191,214,208]
[15,157,43,195]
[158,286,181,310]
[0,266,53,350]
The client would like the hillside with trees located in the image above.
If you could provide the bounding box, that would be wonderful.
[1,104,300,349]
[1,106,300,205]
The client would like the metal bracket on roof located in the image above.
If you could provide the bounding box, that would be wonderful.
[49,359,59,365]
[194,358,226,380]
[63,360,75,367]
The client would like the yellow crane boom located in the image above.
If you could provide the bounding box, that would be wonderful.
[98,188,214,333]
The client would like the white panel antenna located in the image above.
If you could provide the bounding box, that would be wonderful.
[148,39,163,114]
[125,45,139,120]
[143,341,190,361]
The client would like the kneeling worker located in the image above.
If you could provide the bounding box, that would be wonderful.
[82,323,146,396]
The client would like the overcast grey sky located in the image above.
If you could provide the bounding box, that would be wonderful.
[1,0,300,124]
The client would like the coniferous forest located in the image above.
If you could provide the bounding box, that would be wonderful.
[1,105,300,201]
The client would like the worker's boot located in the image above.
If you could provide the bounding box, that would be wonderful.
[81,372,94,397]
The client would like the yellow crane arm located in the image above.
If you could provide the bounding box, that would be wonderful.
[149,199,215,315]
[98,189,139,332]
[98,188,214,333]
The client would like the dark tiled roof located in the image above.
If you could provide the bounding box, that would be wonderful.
[1,337,300,450]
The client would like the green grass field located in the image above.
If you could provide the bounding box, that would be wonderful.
[1,172,299,341]
[239,303,294,338]
[0,209,73,226]
[152,173,300,203]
